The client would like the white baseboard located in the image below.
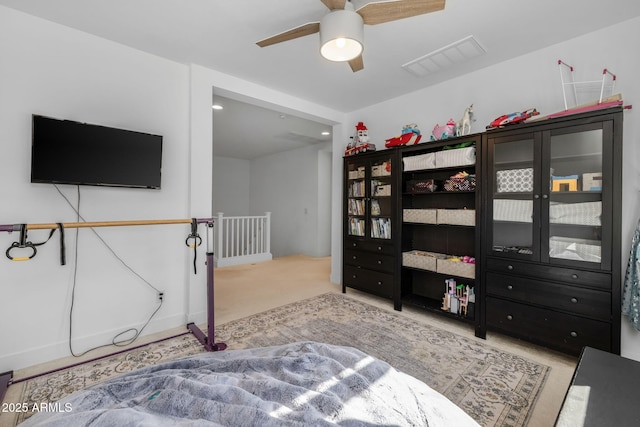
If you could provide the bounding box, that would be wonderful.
[0,313,187,373]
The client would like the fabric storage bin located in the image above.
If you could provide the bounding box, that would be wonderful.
[443,175,476,192]
[407,179,438,193]
[435,146,475,168]
[371,163,391,177]
[402,250,445,271]
[496,168,533,193]
[403,209,437,224]
[403,152,436,171]
[437,258,475,279]
[437,209,475,226]
[582,172,602,191]
[549,236,601,263]
[374,184,391,196]
[493,199,533,223]
[549,201,601,226]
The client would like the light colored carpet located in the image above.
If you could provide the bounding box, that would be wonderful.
[1,255,577,427]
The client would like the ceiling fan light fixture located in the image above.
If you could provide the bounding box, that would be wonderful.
[320,9,364,62]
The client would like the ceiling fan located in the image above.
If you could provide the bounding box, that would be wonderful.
[256,0,446,72]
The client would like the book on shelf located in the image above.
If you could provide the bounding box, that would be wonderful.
[349,217,365,236]
[349,180,365,197]
[371,217,391,239]
[348,199,365,216]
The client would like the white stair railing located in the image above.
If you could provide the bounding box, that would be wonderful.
[215,212,272,267]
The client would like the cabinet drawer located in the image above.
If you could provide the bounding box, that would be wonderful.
[486,297,611,355]
[486,257,610,290]
[486,273,611,321]
[343,265,394,298]
[345,239,394,255]
[344,249,394,273]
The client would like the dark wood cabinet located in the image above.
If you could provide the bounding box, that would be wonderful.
[341,107,623,356]
[396,135,482,334]
[479,107,623,355]
[342,151,399,300]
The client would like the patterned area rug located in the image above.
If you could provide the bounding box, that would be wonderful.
[8,293,548,426]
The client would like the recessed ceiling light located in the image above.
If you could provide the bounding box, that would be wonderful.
[212,104,223,110]
[322,131,330,136]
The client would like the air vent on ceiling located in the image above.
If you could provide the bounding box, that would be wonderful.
[402,35,486,78]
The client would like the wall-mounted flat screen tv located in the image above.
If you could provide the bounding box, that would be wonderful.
[31,115,163,189]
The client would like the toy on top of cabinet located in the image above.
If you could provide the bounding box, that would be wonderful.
[385,123,422,147]
[344,121,376,156]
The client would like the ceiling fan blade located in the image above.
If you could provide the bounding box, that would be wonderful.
[320,0,347,10]
[348,55,364,72]
[256,22,320,47]
[357,0,445,25]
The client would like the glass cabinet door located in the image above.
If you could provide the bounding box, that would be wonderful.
[346,160,366,237]
[345,156,393,240]
[370,157,393,239]
[545,126,605,267]
[489,135,538,258]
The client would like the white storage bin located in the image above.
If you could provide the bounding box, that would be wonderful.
[549,201,601,226]
[493,199,533,223]
[496,168,533,193]
[549,236,601,263]
[435,146,475,168]
[403,209,437,224]
[436,258,476,279]
[403,152,436,171]
[437,209,475,226]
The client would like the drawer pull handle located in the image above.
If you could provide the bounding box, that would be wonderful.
[506,315,513,321]
[570,331,578,338]
[377,281,382,285]
[507,285,513,290]
[571,274,578,280]
[377,246,383,251]
[352,242,357,247]
[507,265,514,270]
[570,297,578,303]
[352,274,357,279]
[352,255,357,260]
[377,260,382,264]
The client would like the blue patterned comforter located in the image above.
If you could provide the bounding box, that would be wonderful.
[21,341,479,426]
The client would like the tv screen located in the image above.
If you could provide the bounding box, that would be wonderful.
[31,115,163,189]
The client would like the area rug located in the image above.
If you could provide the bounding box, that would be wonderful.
[6,293,548,427]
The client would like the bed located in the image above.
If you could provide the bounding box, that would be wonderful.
[20,341,479,426]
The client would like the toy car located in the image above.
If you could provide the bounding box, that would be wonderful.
[385,123,422,147]
[486,108,539,129]
[344,140,376,156]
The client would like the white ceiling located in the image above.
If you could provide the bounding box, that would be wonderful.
[3,0,640,159]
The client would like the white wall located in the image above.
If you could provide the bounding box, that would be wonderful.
[250,142,332,257]
[212,157,251,215]
[339,17,640,360]
[0,7,194,371]
[0,7,342,372]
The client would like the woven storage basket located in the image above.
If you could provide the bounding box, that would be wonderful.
[407,179,438,193]
[437,209,475,226]
[402,250,444,271]
[403,209,437,224]
[436,258,475,279]
[403,152,436,171]
[443,175,476,192]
